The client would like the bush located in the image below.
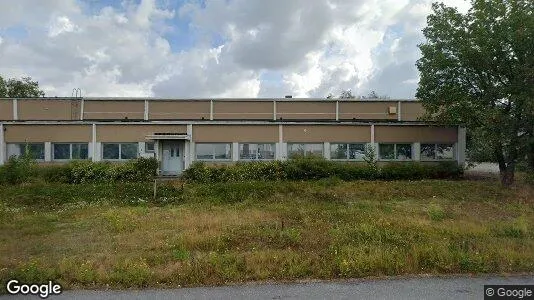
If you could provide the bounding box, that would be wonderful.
[182,158,462,183]
[69,157,159,183]
[182,161,287,183]
[36,164,72,183]
[1,157,160,185]
[0,155,35,184]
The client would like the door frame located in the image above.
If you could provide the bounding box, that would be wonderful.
[159,140,184,175]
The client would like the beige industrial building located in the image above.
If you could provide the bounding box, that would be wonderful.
[0,97,465,175]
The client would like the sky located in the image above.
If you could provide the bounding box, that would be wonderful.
[0,0,470,98]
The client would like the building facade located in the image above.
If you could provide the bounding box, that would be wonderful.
[0,97,466,175]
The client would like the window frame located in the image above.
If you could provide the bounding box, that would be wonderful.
[239,143,276,161]
[52,143,89,161]
[8,143,46,161]
[330,143,366,161]
[195,143,232,161]
[145,142,155,153]
[101,143,139,161]
[420,143,455,161]
[378,143,413,161]
[287,143,324,159]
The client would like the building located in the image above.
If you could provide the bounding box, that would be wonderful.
[0,97,466,175]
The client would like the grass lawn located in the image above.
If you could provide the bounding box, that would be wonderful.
[0,177,533,291]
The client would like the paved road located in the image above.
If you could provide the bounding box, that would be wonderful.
[3,275,533,300]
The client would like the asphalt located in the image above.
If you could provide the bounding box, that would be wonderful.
[2,275,533,300]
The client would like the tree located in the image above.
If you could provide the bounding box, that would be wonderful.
[416,0,534,186]
[327,89,389,100]
[0,76,45,98]
[361,90,390,100]
[339,89,356,99]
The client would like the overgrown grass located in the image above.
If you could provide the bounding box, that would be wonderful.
[0,178,533,292]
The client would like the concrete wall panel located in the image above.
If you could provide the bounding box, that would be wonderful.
[149,100,210,120]
[283,125,371,142]
[97,125,187,142]
[401,102,425,121]
[214,101,273,120]
[375,125,457,143]
[0,100,13,120]
[5,125,92,142]
[277,102,335,120]
[18,99,79,120]
[84,101,144,120]
[339,102,397,120]
[193,125,278,142]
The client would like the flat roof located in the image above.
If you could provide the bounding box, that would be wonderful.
[0,97,420,102]
[0,120,456,126]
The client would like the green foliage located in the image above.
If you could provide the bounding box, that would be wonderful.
[427,204,447,221]
[0,182,179,207]
[0,75,45,97]
[4,157,159,185]
[363,144,378,173]
[0,155,35,184]
[67,157,159,183]
[183,158,462,183]
[416,0,534,185]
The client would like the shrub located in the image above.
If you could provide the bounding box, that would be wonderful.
[69,161,111,183]
[4,157,160,185]
[36,164,72,183]
[0,155,35,184]
[183,158,461,183]
[380,162,427,180]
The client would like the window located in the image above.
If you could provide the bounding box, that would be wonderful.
[53,143,88,160]
[102,143,139,160]
[421,143,454,160]
[379,143,412,160]
[287,143,323,158]
[7,143,45,160]
[145,142,155,152]
[239,143,275,160]
[195,143,232,160]
[145,142,155,153]
[330,143,365,160]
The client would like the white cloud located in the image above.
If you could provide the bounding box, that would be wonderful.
[0,0,472,99]
[48,16,78,37]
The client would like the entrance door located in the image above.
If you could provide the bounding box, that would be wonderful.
[161,142,183,175]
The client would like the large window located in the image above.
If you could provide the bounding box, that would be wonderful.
[102,143,139,160]
[421,143,454,160]
[287,143,323,158]
[7,143,45,160]
[330,143,365,160]
[239,143,275,160]
[196,143,232,160]
[53,143,89,160]
[379,143,412,160]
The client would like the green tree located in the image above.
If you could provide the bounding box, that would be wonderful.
[339,89,356,99]
[0,76,45,98]
[416,0,534,186]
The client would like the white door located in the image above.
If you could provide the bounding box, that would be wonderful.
[162,142,183,175]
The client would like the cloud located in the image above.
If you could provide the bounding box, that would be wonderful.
[0,0,471,98]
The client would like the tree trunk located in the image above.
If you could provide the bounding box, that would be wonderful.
[528,140,534,172]
[500,163,515,187]
[494,143,516,187]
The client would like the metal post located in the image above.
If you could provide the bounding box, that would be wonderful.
[0,123,4,165]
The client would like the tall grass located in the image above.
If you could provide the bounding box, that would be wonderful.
[1,179,533,291]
